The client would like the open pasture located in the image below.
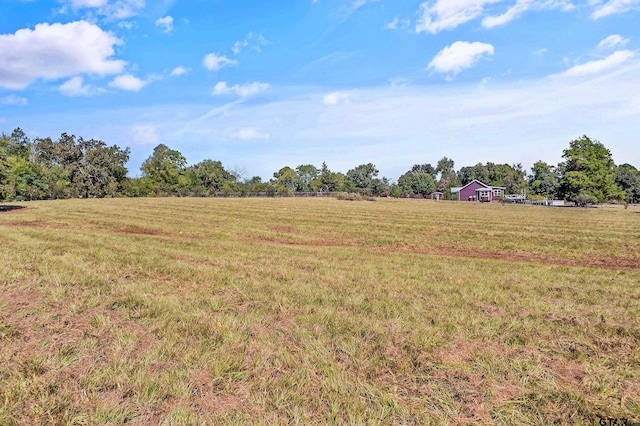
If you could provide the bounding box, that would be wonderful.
[1,198,639,424]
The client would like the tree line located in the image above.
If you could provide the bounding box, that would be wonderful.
[1,129,639,204]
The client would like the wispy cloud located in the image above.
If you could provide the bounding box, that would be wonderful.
[336,0,380,22]
[212,81,270,98]
[323,91,350,106]
[170,66,190,76]
[155,15,174,34]
[597,34,629,50]
[416,0,573,33]
[230,128,271,141]
[591,0,640,18]
[131,124,160,145]
[0,94,28,106]
[428,41,495,78]
[202,53,238,71]
[560,50,635,77]
[63,0,146,19]
[59,76,96,96]
[231,32,269,55]
[109,73,150,91]
[416,0,499,34]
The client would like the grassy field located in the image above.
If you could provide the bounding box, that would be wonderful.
[1,197,639,425]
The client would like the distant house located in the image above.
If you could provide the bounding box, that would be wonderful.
[451,179,505,202]
[430,192,444,200]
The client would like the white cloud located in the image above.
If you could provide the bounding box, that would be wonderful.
[385,17,412,30]
[561,50,635,77]
[592,0,640,18]
[68,0,108,7]
[231,33,270,55]
[64,0,146,19]
[428,41,495,77]
[385,17,400,29]
[212,81,269,98]
[58,76,93,96]
[416,0,573,33]
[323,91,350,106]
[0,21,125,90]
[0,95,28,106]
[118,21,135,29]
[232,40,248,55]
[109,73,147,91]
[170,66,190,76]
[155,16,174,33]
[482,0,574,28]
[131,124,159,145]
[230,128,270,141]
[416,0,499,33]
[482,0,532,28]
[202,53,238,71]
[597,34,629,50]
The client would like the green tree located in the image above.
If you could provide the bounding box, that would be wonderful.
[410,163,436,177]
[0,134,11,199]
[398,167,437,197]
[8,128,30,159]
[346,163,379,194]
[8,156,48,200]
[457,162,525,194]
[187,159,234,194]
[615,164,640,203]
[272,166,300,192]
[528,161,559,198]
[558,135,621,203]
[141,144,187,194]
[435,157,459,199]
[295,164,319,192]
[318,162,340,192]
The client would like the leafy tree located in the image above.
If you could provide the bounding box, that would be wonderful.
[141,144,187,194]
[615,164,640,203]
[371,176,391,195]
[436,157,455,176]
[187,159,234,194]
[8,156,48,200]
[434,157,459,199]
[398,167,437,197]
[295,164,319,192]
[8,128,30,158]
[410,163,436,177]
[0,134,11,199]
[317,162,341,192]
[346,163,379,194]
[558,135,621,203]
[457,162,525,194]
[528,161,559,198]
[272,166,300,192]
[389,184,403,198]
[72,139,130,198]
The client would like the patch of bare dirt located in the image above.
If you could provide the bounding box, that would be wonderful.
[474,302,506,317]
[234,236,640,271]
[269,225,298,233]
[543,358,586,388]
[116,226,172,236]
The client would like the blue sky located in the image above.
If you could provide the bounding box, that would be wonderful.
[1,0,639,180]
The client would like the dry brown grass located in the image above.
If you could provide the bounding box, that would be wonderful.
[1,198,639,424]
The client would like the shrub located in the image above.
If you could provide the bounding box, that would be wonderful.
[336,192,362,201]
